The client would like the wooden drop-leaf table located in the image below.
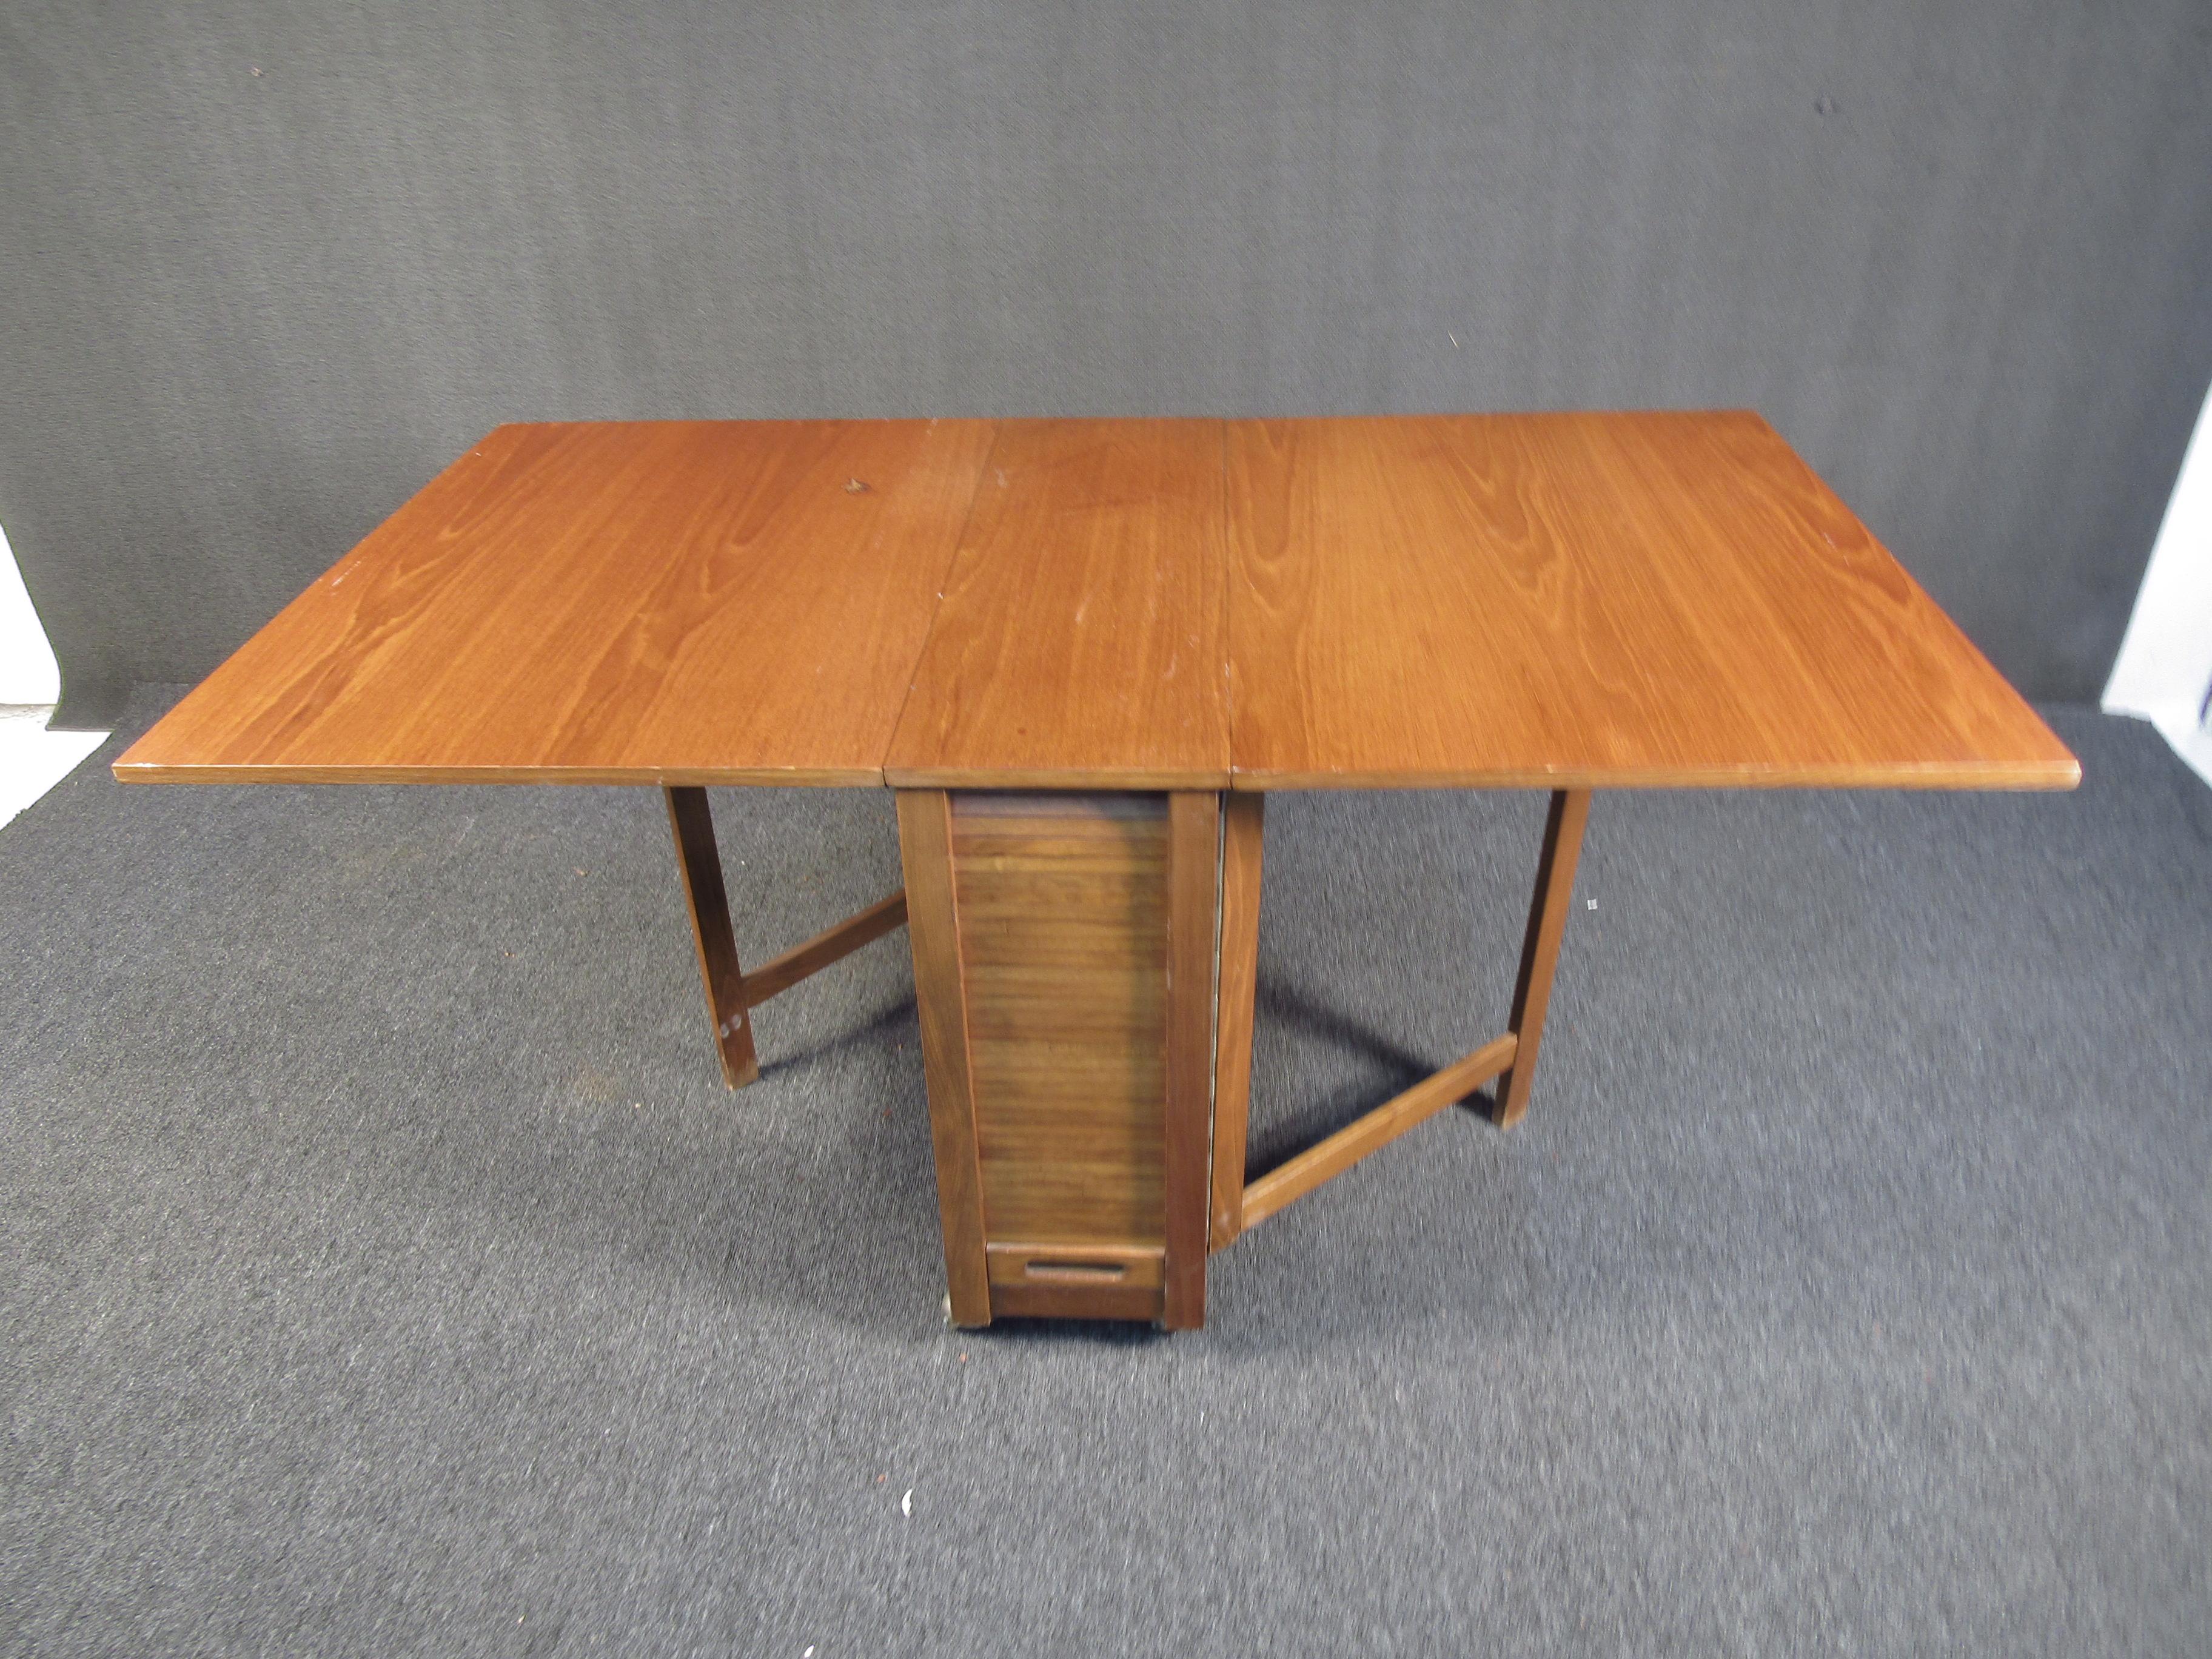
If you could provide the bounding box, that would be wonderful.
[116,415,2077,1330]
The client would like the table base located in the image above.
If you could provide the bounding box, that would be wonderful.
[665,784,1590,1331]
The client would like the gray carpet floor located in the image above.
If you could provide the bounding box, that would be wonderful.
[2,691,2207,1656]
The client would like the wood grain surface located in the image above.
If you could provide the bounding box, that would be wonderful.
[738,890,910,1010]
[1498,789,1591,1129]
[118,412,2076,792]
[1240,1033,1520,1232]
[894,789,994,1327]
[984,1241,1165,1289]
[1224,412,2079,790]
[1208,791,1264,1250]
[1161,791,1221,1328]
[882,419,1231,789]
[984,1242,1168,1325]
[948,793,1171,1250]
[116,420,993,784]
[662,785,760,1090]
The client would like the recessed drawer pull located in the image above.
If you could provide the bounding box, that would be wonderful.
[1021,1258,1129,1283]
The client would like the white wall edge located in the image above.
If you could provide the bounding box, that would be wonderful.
[0,519,64,708]
[2103,379,2212,789]
[0,520,111,832]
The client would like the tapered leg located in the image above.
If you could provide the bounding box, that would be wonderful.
[1496,789,1591,1128]
[894,789,994,1328]
[663,786,760,1090]
[1162,791,1222,1329]
[1209,792,1264,1250]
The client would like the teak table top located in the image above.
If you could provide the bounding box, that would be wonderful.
[116,414,2079,792]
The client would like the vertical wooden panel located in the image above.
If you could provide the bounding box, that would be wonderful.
[1497,789,1592,1128]
[1209,791,1264,1250]
[1162,791,1222,1328]
[894,789,993,1326]
[662,786,760,1089]
[953,796,1168,1259]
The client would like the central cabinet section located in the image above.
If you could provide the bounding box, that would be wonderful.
[954,794,1171,1289]
[897,788,1221,1328]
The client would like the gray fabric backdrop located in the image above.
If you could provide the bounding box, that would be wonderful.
[3,1,2209,724]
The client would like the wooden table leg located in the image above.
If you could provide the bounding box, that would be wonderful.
[1496,788,1592,1128]
[894,789,994,1327]
[663,786,760,1090]
[1209,792,1264,1251]
[1162,791,1221,1329]
[1221,787,1590,1237]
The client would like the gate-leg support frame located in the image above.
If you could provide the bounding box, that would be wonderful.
[1218,789,1592,1245]
[665,783,1590,1330]
[663,785,909,1090]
